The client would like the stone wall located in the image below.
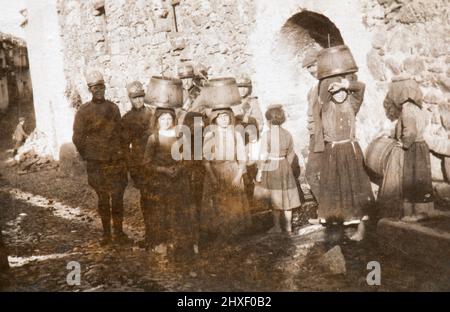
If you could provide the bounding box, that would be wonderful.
[0,33,31,114]
[57,0,255,114]
[362,0,450,179]
[27,0,449,166]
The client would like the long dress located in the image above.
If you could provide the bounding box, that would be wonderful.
[143,131,198,248]
[200,126,252,238]
[377,144,404,219]
[258,127,301,211]
[318,76,374,224]
[396,102,434,213]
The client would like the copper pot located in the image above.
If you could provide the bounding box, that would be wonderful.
[144,76,183,108]
[201,77,241,109]
[317,45,358,80]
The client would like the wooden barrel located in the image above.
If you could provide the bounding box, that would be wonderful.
[144,76,183,108]
[317,45,358,80]
[201,77,241,109]
[365,137,397,177]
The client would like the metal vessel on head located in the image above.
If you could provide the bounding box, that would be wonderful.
[317,44,358,80]
[145,76,183,108]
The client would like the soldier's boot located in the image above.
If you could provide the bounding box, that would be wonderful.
[97,194,112,245]
[111,192,132,245]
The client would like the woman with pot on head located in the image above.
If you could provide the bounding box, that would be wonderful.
[383,78,434,221]
[143,76,198,257]
[316,46,374,241]
[200,78,252,241]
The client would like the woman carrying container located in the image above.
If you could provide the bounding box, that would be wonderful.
[200,78,252,241]
[316,45,374,241]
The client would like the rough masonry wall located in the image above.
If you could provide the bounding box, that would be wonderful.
[58,0,256,114]
[52,0,449,168]
[362,0,450,179]
[363,0,449,115]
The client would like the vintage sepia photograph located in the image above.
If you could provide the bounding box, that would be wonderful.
[0,0,449,296]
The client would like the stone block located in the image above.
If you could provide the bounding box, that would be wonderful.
[403,56,425,76]
[377,218,450,272]
[438,75,450,92]
[384,57,402,75]
[372,31,386,49]
[367,49,386,81]
[319,245,346,275]
[151,32,167,46]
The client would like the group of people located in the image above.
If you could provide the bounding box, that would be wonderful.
[72,65,296,258]
[72,45,437,258]
[303,46,436,241]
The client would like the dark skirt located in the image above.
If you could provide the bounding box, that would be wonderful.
[143,169,198,248]
[403,141,433,203]
[318,141,374,223]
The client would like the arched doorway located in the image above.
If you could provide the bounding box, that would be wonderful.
[264,11,346,157]
[281,11,344,50]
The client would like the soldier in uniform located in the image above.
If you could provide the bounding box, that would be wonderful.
[120,81,153,248]
[302,48,324,212]
[179,64,202,112]
[235,75,264,133]
[73,71,130,245]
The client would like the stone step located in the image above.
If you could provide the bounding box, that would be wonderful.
[377,217,450,272]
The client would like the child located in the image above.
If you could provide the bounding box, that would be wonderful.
[256,104,301,234]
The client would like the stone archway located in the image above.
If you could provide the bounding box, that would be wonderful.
[281,10,344,50]
[250,1,386,159]
[274,10,348,157]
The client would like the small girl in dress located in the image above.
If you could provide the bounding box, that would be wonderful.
[256,104,301,234]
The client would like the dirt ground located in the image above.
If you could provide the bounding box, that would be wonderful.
[0,106,449,292]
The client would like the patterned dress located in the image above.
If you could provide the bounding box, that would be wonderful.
[200,126,252,238]
[258,127,301,211]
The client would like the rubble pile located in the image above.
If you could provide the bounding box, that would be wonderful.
[12,130,58,174]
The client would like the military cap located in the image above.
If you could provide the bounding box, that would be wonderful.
[126,81,145,98]
[86,71,105,87]
[178,64,195,79]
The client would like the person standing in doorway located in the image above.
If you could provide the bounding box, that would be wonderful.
[302,47,324,210]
